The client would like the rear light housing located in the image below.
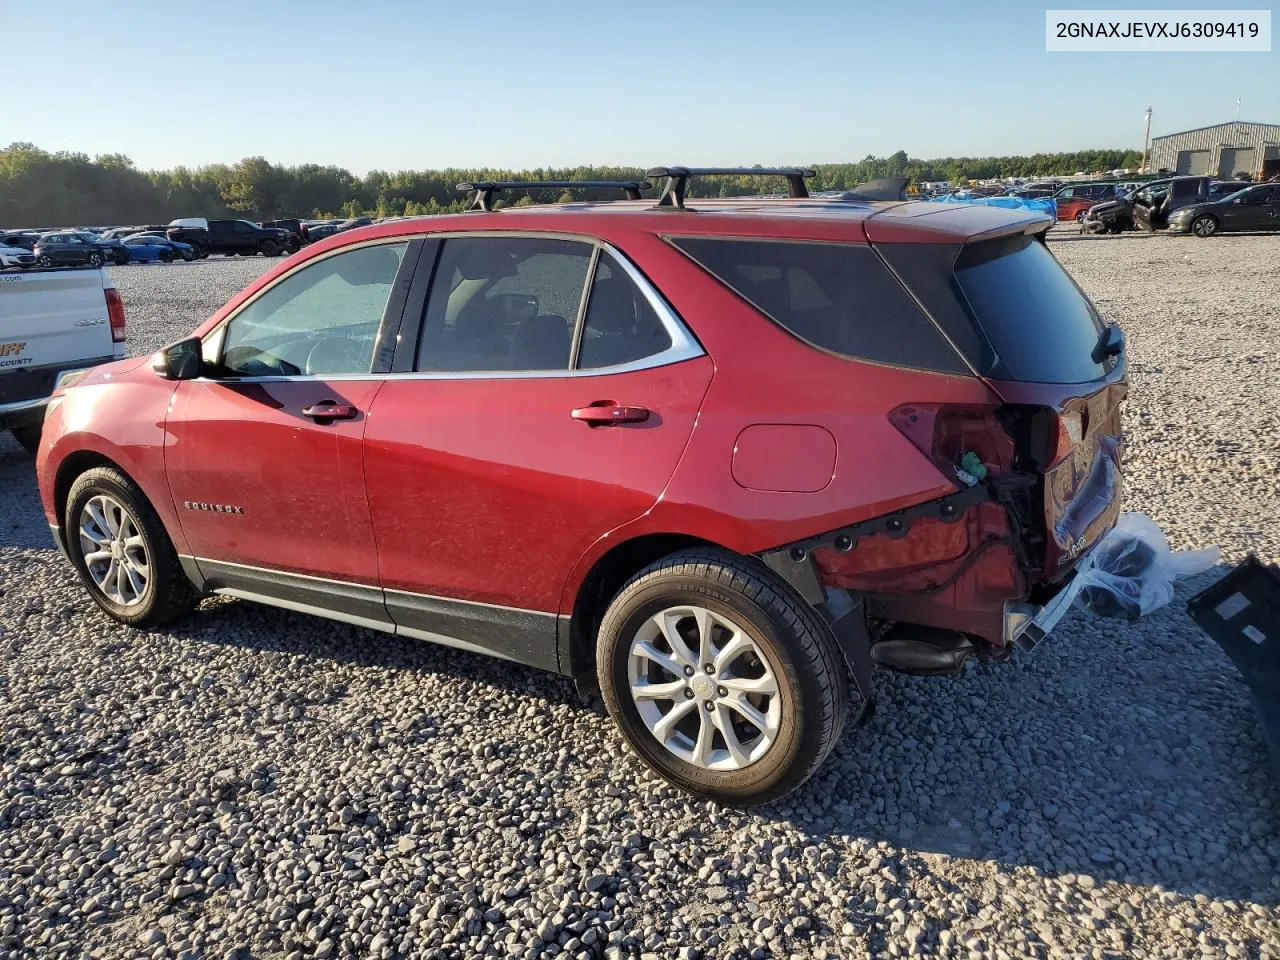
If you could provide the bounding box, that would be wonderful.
[889,403,1016,486]
[106,287,127,343]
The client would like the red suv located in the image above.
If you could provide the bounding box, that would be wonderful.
[35,169,1127,803]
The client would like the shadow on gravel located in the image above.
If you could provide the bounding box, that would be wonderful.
[0,448,52,549]
[772,562,1280,906]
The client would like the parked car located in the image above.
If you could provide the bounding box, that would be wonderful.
[303,222,341,242]
[36,178,1125,802]
[1053,183,1121,223]
[119,234,189,263]
[1166,183,1280,237]
[0,265,125,451]
[1082,177,1243,234]
[1,232,42,252]
[0,241,37,269]
[261,219,306,251]
[334,216,374,233]
[169,218,291,257]
[32,233,113,268]
[58,230,130,265]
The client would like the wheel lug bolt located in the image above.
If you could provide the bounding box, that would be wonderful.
[717,686,727,698]
[703,664,714,674]
[683,666,694,677]
[704,701,714,711]
[684,688,694,699]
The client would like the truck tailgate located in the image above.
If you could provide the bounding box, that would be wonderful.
[0,269,115,371]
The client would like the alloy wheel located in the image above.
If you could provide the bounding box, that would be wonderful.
[1192,217,1217,237]
[79,494,150,607]
[627,605,781,771]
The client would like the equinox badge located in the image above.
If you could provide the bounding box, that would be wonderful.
[184,501,244,515]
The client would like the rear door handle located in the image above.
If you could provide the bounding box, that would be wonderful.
[301,401,359,421]
[571,402,650,425]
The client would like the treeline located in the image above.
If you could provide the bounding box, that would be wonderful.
[0,143,1144,227]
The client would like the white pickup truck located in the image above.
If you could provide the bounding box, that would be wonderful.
[0,268,126,452]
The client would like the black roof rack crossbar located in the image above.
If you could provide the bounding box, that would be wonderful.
[646,166,816,208]
[456,179,651,211]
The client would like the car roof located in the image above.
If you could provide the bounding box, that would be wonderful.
[315,197,1052,249]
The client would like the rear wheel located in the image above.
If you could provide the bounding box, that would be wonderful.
[37,254,53,268]
[10,425,41,454]
[64,467,197,628]
[1075,210,1086,222]
[1191,215,1219,238]
[87,252,103,267]
[596,549,848,804]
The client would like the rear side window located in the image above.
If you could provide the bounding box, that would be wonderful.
[578,253,672,369]
[668,237,966,373]
[953,235,1106,384]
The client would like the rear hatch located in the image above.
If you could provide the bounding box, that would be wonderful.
[870,215,1126,578]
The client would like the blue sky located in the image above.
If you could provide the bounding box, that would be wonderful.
[5,0,1275,173]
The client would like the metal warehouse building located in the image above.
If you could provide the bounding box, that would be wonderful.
[1149,121,1280,180]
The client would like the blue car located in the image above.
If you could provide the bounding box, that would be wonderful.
[120,234,194,263]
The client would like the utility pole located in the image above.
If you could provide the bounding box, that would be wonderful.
[1236,97,1242,121]
[1141,107,1153,173]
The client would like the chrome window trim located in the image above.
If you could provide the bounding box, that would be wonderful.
[198,232,704,384]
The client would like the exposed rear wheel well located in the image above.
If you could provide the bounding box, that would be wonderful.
[566,533,724,683]
[54,451,125,546]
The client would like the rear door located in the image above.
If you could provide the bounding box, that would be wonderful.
[362,235,711,669]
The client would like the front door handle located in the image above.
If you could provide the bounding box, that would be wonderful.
[571,402,650,426]
[301,401,358,421]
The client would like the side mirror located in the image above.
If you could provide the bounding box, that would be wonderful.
[152,337,203,380]
[1091,323,1125,364]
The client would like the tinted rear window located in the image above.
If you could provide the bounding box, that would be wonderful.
[669,237,966,373]
[953,235,1106,384]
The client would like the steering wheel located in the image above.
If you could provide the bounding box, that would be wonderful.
[305,338,368,376]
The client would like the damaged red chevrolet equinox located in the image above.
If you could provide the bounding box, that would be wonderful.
[36,169,1126,803]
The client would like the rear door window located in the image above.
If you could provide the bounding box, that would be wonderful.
[953,234,1107,384]
[668,237,966,373]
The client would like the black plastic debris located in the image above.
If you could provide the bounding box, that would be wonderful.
[1188,555,1280,781]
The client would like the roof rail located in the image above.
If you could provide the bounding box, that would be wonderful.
[646,166,816,208]
[456,180,651,212]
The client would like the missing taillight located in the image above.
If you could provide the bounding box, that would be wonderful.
[105,288,126,343]
[889,403,1015,486]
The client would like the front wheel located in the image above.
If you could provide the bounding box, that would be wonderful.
[1075,210,1086,222]
[64,467,197,628]
[259,240,280,257]
[596,549,848,804]
[159,249,174,263]
[113,250,128,266]
[1191,215,1219,238]
[180,248,195,262]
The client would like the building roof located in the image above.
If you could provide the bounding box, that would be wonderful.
[1152,120,1280,142]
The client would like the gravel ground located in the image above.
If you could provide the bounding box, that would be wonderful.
[2,236,1279,960]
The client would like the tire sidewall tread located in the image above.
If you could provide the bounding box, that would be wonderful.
[64,466,196,628]
[596,548,849,804]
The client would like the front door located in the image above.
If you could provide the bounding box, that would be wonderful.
[164,240,412,609]
[363,236,712,670]
[1220,185,1275,231]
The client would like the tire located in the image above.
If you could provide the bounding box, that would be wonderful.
[37,255,53,268]
[87,252,103,267]
[113,250,128,266]
[596,549,848,804]
[10,425,41,454]
[64,466,197,628]
[1075,210,1086,222]
[197,246,209,259]
[159,249,174,263]
[259,240,280,257]
[1191,215,1219,238]
[286,236,301,254]
[179,248,195,262]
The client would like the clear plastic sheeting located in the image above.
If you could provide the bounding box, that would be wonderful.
[1028,513,1220,640]
[926,195,1058,217]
